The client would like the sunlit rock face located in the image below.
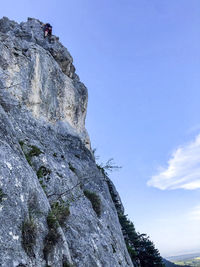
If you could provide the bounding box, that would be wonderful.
[0,17,133,267]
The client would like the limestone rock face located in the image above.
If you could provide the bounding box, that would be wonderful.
[0,17,133,267]
[0,16,88,147]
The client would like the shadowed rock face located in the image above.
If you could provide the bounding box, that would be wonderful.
[0,17,133,267]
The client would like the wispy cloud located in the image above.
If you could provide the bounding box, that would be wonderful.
[147,134,200,190]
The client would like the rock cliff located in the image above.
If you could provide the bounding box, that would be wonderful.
[0,17,133,267]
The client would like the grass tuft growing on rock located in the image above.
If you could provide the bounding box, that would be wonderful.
[83,190,101,217]
[47,209,59,229]
[36,166,51,194]
[19,142,43,166]
[25,145,42,165]
[68,162,76,173]
[43,201,70,262]
[29,145,42,157]
[37,166,51,179]
[0,189,7,202]
[63,262,74,267]
[50,201,70,227]
[46,201,70,230]
[19,140,24,147]
[21,217,37,257]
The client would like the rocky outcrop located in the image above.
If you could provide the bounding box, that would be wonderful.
[0,17,133,267]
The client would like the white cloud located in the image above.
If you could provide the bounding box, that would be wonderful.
[148,134,200,190]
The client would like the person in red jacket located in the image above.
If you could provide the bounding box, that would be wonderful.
[42,23,52,38]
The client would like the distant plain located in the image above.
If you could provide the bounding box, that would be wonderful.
[168,253,200,266]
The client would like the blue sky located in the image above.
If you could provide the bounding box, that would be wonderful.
[1,0,200,257]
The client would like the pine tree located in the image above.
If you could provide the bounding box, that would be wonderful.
[118,213,164,267]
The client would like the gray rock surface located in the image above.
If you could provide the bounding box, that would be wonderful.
[0,17,134,267]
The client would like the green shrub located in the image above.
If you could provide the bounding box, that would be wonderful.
[25,154,32,166]
[63,262,74,267]
[19,140,24,147]
[68,163,76,173]
[26,145,42,165]
[84,190,101,217]
[37,166,51,179]
[37,166,51,194]
[29,145,42,157]
[19,142,43,166]
[46,201,70,230]
[21,217,37,257]
[39,180,47,191]
[51,201,70,227]
[47,210,59,229]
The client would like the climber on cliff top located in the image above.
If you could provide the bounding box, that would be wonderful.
[42,23,52,38]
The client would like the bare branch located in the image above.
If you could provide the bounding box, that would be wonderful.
[101,158,122,172]
[46,172,108,201]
